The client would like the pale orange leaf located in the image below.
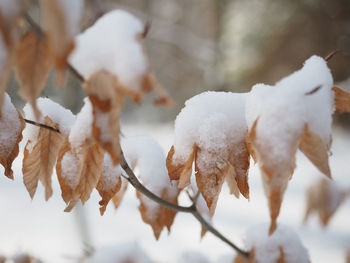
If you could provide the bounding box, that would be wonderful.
[112,178,128,210]
[333,86,350,114]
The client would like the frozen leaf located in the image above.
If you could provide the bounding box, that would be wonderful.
[0,93,25,179]
[22,116,64,200]
[245,56,334,233]
[303,178,347,227]
[14,31,53,119]
[96,153,122,215]
[84,70,124,164]
[332,86,350,114]
[64,142,104,212]
[112,178,128,210]
[39,0,83,77]
[123,136,179,239]
[167,91,250,215]
[299,124,331,178]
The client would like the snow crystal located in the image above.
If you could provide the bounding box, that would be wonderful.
[61,150,79,188]
[23,98,75,152]
[69,98,93,149]
[56,0,84,37]
[86,242,152,263]
[243,224,309,263]
[122,136,177,221]
[69,9,148,92]
[0,93,21,157]
[245,56,334,165]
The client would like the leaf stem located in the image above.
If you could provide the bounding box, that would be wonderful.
[24,118,60,133]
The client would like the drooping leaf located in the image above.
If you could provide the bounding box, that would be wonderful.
[96,153,122,215]
[22,116,64,200]
[332,86,350,114]
[299,124,331,179]
[112,178,128,210]
[0,93,25,179]
[14,31,53,119]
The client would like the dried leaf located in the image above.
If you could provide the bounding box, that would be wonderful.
[332,86,350,114]
[303,178,347,227]
[39,0,75,73]
[22,116,64,200]
[225,162,240,198]
[299,124,331,179]
[166,145,195,188]
[64,142,105,212]
[96,153,122,215]
[84,70,124,165]
[112,178,128,210]
[14,31,53,119]
[136,188,178,240]
[0,107,25,179]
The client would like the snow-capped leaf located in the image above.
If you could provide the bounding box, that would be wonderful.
[96,153,122,215]
[22,116,64,200]
[245,56,334,234]
[332,86,350,114]
[84,70,124,164]
[303,178,347,226]
[167,92,250,215]
[0,93,25,179]
[64,142,104,212]
[299,124,331,179]
[14,31,53,119]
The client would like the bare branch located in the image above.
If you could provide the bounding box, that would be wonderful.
[24,118,60,133]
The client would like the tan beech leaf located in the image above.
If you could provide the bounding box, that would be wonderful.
[56,139,77,203]
[0,108,25,179]
[22,116,64,200]
[84,70,124,165]
[96,153,122,215]
[112,178,128,210]
[303,178,347,227]
[333,86,350,114]
[14,31,53,119]
[166,145,195,188]
[136,188,178,240]
[39,0,75,73]
[65,142,104,212]
[299,124,331,179]
[225,162,240,198]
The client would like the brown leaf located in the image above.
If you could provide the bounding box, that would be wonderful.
[136,188,178,240]
[39,0,75,74]
[299,124,331,179]
[225,162,240,198]
[65,142,105,212]
[112,178,128,210]
[166,145,195,188]
[96,153,122,215]
[303,178,347,227]
[332,86,350,114]
[22,116,64,200]
[84,70,124,165]
[14,31,53,119]
[0,108,25,179]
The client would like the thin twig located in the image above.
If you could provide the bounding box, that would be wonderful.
[324,50,338,62]
[24,118,60,133]
[24,12,250,259]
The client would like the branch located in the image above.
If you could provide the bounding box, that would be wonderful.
[24,12,250,259]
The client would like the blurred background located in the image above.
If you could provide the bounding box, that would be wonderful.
[8,0,350,124]
[1,0,350,262]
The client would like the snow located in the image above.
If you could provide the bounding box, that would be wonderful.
[86,242,152,263]
[94,110,112,143]
[245,55,334,166]
[122,136,177,221]
[100,153,121,191]
[0,93,21,158]
[69,98,93,149]
[243,223,309,263]
[61,150,79,189]
[178,251,210,263]
[56,0,84,37]
[69,9,148,92]
[23,98,76,152]
[0,123,349,263]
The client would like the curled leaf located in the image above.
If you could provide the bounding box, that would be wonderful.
[332,86,350,114]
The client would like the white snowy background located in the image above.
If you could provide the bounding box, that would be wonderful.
[0,123,349,263]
